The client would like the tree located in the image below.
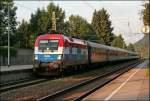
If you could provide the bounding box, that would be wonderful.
[68,15,98,41]
[127,43,135,52]
[91,8,114,46]
[47,3,65,32]
[28,3,66,48]
[16,19,30,48]
[29,3,65,34]
[111,34,126,49]
[0,0,17,46]
[29,8,48,35]
[28,34,35,49]
[134,2,150,58]
[141,3,150,26]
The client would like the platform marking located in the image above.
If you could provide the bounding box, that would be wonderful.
[104,62,144,101]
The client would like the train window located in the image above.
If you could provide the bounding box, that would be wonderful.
[77,48,81,54]
[69,47,72,54]
[49,40,59,50]
[39,40,48,50]
[39,40,59,51]
[83,50,86,55]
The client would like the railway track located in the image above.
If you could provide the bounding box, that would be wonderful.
[37,59,142,101]
[0,78,49,93]
[0,77,37,87]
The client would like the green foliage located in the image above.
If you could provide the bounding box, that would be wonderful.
[12,3,115,49]
[68,15,85,36]
[126,43,135,52]
[141,3,150,26]
[28,34,35,49]
[0,46,17,57]
[91,8,114,46]
[26,3,66,48]
[29,3,65,34]
[0,0,17,46]
[67,15,98,41]
[16,19,30,48]
[29,8,48,35]
[111,34,126,49]
[136,2,150,58]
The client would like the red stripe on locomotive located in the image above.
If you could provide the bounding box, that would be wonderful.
[34,34,64,47]
[35,34,87,49]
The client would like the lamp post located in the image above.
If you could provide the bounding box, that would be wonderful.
[8,3,10,67]
[3,2,10,67]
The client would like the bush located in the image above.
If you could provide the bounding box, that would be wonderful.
[0,46,17,57]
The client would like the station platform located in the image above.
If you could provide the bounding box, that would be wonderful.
[83,60,149,101]
[0,65,33,72]
[0,65,33,83]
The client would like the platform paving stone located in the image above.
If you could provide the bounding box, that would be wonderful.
[83,60,149,101]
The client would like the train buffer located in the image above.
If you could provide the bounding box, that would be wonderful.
[83,59,149,101]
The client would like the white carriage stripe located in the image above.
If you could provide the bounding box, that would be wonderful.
[34,46,88,55]
[34,47,63,54]
[104,64,144,101]
[63,47,88,55]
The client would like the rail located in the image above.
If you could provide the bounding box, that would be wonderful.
[37,59,142,101]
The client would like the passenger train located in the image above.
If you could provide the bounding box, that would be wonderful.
[33,33,139,75]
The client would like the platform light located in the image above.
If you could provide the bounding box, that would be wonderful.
[3,2,10,67]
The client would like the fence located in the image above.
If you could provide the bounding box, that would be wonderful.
[0,49,33,66]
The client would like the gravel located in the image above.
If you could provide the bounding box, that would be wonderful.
[0,61,129,101]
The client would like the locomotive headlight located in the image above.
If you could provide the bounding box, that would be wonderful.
[35,55,38,60]
[57,55,61,60]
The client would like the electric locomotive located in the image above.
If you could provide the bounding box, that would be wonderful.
[33,33,88,75]
[33,33,139,75]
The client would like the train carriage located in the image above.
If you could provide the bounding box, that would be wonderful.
[108,48,128,61]
[87,41,109,64]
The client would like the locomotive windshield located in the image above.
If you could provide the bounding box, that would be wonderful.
[39,40,59,51]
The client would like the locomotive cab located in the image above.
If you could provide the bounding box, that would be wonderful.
[33,34,64,75]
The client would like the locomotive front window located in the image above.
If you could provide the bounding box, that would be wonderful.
[49,40,59,50]
[39,40,48,50]
[39,40,59,51]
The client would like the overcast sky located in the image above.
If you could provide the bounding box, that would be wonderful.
[14,1,146,45]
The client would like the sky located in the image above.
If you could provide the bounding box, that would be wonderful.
[14,1,146,45]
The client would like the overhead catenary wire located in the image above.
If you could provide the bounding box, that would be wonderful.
[15,1,136,37]
[15,3,36,12]
[82,1,127,36]
[82,0,95,10]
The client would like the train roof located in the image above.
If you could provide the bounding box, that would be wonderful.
[62,35,87,46]
[87,41,110,50]
[87,41,138,54]
[35,33,138,55]
[35,33,87,47]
